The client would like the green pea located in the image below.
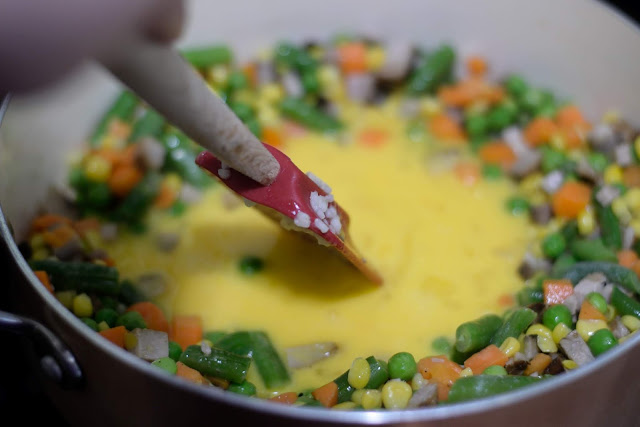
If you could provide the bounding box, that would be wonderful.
[587,292,608,314]
[170,200,187,217]
[431,336,453,355]
[542,305,573,331]
[69,167,89,191]
[504,75,528,98]
[541,147,566,173]
[587,329,618,356]
[81,317,99,331]
[535,102,556,118]
[100,296,119,311]
[302,71,320,94]
[542,232,567,259]
[587,153,608,174]
[388,352,417,381]
[482,164,502,180]
[506,197,530,216]
[487,105,514,131]
[465,115,488,139]
[203,331,227,345]
[95,308,119,328]
[483,365,508,376]
[227,381,257,396]
[168,341,183,362]
[116,311,147,331]
[519,88,545,114]
[152,357,177,374]
[230,102,254,122]
[87,182,111,209]
[239,256,264,275]
[227,71,248,92]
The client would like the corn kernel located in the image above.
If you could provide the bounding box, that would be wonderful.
[351,389,366,405]
[31,248,50,260]
[529,191,548,206]
[562,360,578,370]
[257,106,280,127]
[124,332,138,351]
[308,45,325,61]
[207,65,229,88]
[552,323,572,344]
[163,173,182,194]
[604,165,623,184]
[365,46,386,71]
[499,337,521,358]
[619,330,636,344]
[602,110,620,125]
[260,83,285,104]
[411,372,429,391]
[625,188,640,214]
[630,219,640,236]
[55,290,77,309]
[381,379,413,410]
[83,230,102,251]
[233,89,255,107]
[549,133,566,151]
[576,319,609,342]
[93,259,107,267]
[100,135,125,150]
[465,100,490,116]
[459,367,474,378]
[621,315,640,332]
[519,173,543,196]
[29,233,45,250]
[333,401,358,410]
[348,357,371,389]
[360,389,383,410]
[537,335,558,353]
[612,198,632,224]
[577,207,596,236]
[84,155,112,182]
[634,136,640,162]
[97,321,110,332]
[419,97,442,117]
[72,293,93,318]
[526,324,553,340]
[318,65,344,99]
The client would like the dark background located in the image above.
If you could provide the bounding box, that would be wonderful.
[0,1,638,425]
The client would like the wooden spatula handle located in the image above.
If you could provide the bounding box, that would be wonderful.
[104,41,280,185]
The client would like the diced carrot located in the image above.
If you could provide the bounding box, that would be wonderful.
[127,302,169,333]
[337,42,367,74]
[269,392,298,405]
[523,117,558,146]
[466,56,488,77]
[478,141,516,169]
[551,181,592,219]
[108,165,143,197]
[437,78,504,108]
[262,126,283,148]
[170,315,203,350]
[95,148,121,165]
[438,86,468,107]
[99,326,127,348]
[108,119,132,140]
[42,224,77,248]
[428,114,466,142]
[453,162,481,186]
[623,166,640,188]
[358,128,389,148]
[523,353,552,376]
[418,355,462,401]
[242,63,258,88]
[543,279,574,305]
[34,271,54,293]
[559,123,586,149]
[556,105,590,129]
[73,218,100,235]
[464,345,508,375]
[176,361,206,385]
[578,300,607,321]
[618,250,639,269]
[153,183,178,209]
[311,381,339,408]
[116,145,139,167]
[498,293,515,307]
[31,214,73,233]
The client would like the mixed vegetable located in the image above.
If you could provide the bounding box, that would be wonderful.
[18,35,640,410]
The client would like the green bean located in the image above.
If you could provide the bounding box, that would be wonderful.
[564,262,640,294]
[95,308,119,328]
[161,132,210,188]
[407,45,455,95]
[182,46,232,68]
[487,104,515,132]
[128,109,165,143]
[431,336,453,356]
[450,346,475,365]
[227,381,257,396]
[279,97,342,132]
[116,311,147,330]
[333,370,355,403]
[215,331,253,356]
[560,220,579,245]
[570,239,617,262]
[203,331,227,345]
[226,71,249,92]
[541,147,566,173]
[168,341,183,362]
[587,153,608,174]
[455,314,503,353]
[447,375,542,403]
[239,256,264,275]
[465,114,489,139]
[490,308,537,347]
[504,75,528,98]
[587,329,618,356]
[85,182,112,209]
[595,203,622,250]
[365,356,389,389]
[275,42,317,72]
[30,260,119,296]
[611,286,640,318]
[388,352,416,381]
[179,345,251,384]
[118,279,147,305]
[542,232,566,259]
[516,287,544,306]
[111,172,162,224]
[551,253,576,278]
[90,91,138,146]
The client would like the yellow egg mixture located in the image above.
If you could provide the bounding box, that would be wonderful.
[105,106,535,395]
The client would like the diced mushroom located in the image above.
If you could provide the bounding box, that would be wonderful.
[623,226,635,250]
[559,330,595,366]
[615,143,633,167]
[281,71,304,97]
[285,342,338,369]
[530,204,553,225]
[523,335,539,361]
[376,41,414,81]
[137,137,166,170]
[541,171,564,195]
[588,123,616,153]
[576,158,600,183]
[399,98,420,118]
[345,73,376,103]
[100,223,118,242]
[611,120,637,144]
[573,273,607,305]
[509,150,542,178]
[595,185,621,207]
[602,283,615,302]
[155,232,180,253]
[53,237,85,261]
[179,183,203,205]
[543,355,565,375]
[505,358,528,375]
[135,272,168,299]
[518,252,552,279]
[128,328,169,361]
[609,317,631,340]
[407,382,438,408]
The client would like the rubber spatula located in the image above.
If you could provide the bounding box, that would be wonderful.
[104,41,382,285]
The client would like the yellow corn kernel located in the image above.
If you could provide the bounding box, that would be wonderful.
[612,198,632,225]
[576,319,609,342]
[207,65,229,88]
[419,97,442,117]
[562,360,578,370]
[163,173,182,194]
[526,324,553,340]
[351,389,366,405]
[605,305,616,322]
[124,332,138,351]
[519,173,543,196]
[411,372,429,391]
[552,323,572,344]
[83,230,102,251]
[459,367,474,378]
[84,155,112,183]
[634,136,640,162]
[365,46,386,71]
[348,357,371,390]
[260,83,285,104]
[381,380,413,410]
[537,336,558,353]
[619,330,636,344]
[361,389,383,410]
[55,290,77,310]
[93,259,107,267]
[308,45,325,61]
[624,188,640,214]
[29,233,45,250]
[549,133,566,151]
[602,110,620,125]
[72,293,93,318]
[233,89,255,107]
[577,207,596,236]
[604,165,623,185]
[333,401,358,410]
[100,135,125,150]
[529,191,548,207]
[257,106,280,127]
[630,219,640,236]
[97,321,110,332]
[621,315,640,332]
[499,337,521,358]
[318,65,344,99]
[31,248,50,261]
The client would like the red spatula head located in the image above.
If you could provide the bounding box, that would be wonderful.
[195,144,382,285]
